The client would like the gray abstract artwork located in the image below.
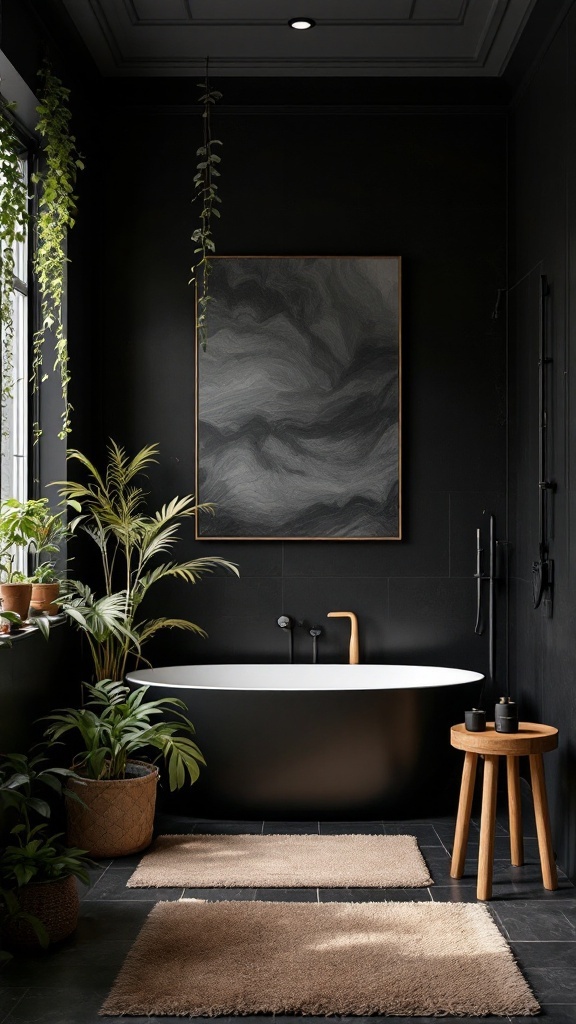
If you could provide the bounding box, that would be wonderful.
[196,257,401,539]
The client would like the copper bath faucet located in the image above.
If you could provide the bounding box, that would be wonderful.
[327,611,359,665]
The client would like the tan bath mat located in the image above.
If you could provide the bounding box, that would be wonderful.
[101,899,540,1017]
[127,832,433,888]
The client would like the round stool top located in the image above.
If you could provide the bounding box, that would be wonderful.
[451,722,558,756]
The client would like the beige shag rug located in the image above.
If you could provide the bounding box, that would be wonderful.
[101,899,540,1017]
[127,832,433,889]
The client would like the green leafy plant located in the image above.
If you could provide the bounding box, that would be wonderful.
[0,100,29,438]
[32,61,84,441]
[56,440,239,682]
[30,562,60,584]
[0,750,82,831]
[0,497,66,583]
[0,752,92,956]
[43,678,206,790]
[2,824,90,889]
[190,61,222,350]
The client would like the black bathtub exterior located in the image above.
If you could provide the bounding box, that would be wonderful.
[127,666,482,820]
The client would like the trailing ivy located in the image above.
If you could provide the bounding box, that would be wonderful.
[32,62,84,441]
[190,64,222,351]
[0,100,28,439]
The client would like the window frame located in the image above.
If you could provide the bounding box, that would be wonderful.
[1,149,31,520]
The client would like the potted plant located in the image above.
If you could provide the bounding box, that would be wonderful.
[42,678,207,858]
[0,498,39,621]
[45,440,238,855]
[0,497,66,622]
[28,505,67,616]
[29,563,63,616]
[56,440,238,681]
[0,752,92,952]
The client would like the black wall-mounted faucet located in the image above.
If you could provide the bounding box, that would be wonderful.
[309,626,322,664]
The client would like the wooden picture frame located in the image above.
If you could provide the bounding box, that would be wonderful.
[196,256,401,540]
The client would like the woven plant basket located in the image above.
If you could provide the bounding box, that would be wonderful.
[3,874,79,950]
[65,760,159,858]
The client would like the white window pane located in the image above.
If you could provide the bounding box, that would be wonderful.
[1,153,28,578]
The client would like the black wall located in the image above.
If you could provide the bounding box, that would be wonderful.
[0,0,96,750]
[87,97,507,681]
[2,4,532,835]
[508,5,576,880]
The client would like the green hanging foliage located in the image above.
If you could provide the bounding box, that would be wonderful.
[190,64,222,351]
[32,62,84,441]
[0,100,29,439]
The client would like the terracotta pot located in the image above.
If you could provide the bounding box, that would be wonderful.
[2,874,80,950]
[65,760,159,858]
[0,582,32,623]
[30,582,61,615]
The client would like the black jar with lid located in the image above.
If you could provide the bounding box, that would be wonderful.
[465,708,486,732]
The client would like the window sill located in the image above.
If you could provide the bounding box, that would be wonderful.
[0,614,66,644]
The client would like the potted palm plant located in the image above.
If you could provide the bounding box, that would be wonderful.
[44,440,239,856]
[57,440,238,681]
[0,752,92,953]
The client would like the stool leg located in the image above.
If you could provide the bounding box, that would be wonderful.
[478,754,499,901]
[451,751,478,880]
[529,752,558,891]
[507,755,524,866]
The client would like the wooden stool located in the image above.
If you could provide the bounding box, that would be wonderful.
[450,722,558,900]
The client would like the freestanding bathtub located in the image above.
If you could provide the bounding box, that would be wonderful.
[126,664,483,820]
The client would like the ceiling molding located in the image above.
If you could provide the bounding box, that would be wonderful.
[60,0,539,77]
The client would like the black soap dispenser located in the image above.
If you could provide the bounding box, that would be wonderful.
[495,696,519,734]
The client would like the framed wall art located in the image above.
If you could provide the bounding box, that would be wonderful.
[195,256,401,540]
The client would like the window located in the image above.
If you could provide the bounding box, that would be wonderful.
[1,153,29,509]
[1,150,29,576]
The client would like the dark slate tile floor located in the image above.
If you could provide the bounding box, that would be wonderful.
[0,810,574,1024]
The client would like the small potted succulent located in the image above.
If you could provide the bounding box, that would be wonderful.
[0,752,92,953]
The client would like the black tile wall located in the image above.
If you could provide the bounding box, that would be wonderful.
[508,4,576,881]
[82,106,506,682]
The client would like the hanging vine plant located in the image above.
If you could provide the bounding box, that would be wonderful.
[190,62,222,351]
[0,99,29,438]
[32,61,84,441]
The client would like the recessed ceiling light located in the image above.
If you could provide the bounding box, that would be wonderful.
[289,18,316,29]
